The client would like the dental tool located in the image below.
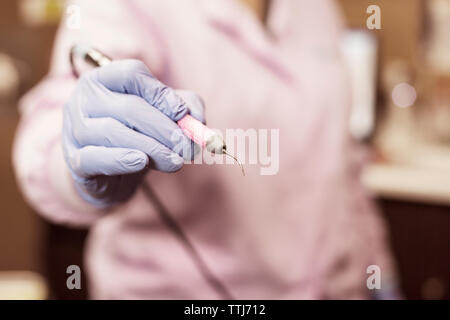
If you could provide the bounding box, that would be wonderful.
[70,44,244,175]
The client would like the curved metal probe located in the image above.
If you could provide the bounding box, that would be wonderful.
[223,148,245,176]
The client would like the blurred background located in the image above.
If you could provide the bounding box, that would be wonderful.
[0,0,449,299]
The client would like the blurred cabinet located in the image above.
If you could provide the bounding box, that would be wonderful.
[339,0,423,68]
[379,199,450,299]
[0,111,43,272]
[45,223,88,299]
[0,0,57,285]
[338,0,423,115]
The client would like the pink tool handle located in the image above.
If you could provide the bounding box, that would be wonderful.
[177,114,214,148]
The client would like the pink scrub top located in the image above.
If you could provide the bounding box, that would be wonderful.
[13,0,397,299]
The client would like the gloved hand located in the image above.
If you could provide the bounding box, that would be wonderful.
[63,59,205,207]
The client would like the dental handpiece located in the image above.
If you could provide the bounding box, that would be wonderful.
[70,45,245,176]
[71,45,223,152]
[70,45,244,174]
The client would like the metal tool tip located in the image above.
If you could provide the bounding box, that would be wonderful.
[223,149,245,177]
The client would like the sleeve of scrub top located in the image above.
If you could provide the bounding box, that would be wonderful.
[12,0,165,227]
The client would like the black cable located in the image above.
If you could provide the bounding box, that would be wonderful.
[141,181,233,300]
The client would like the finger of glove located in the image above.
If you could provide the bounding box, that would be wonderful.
[174,90,206,124]
[72,146,148,177]
[82,89,195,159]
[94,60,188,121]
[72,117,185,172]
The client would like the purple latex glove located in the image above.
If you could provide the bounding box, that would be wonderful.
[63,60,205,207]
